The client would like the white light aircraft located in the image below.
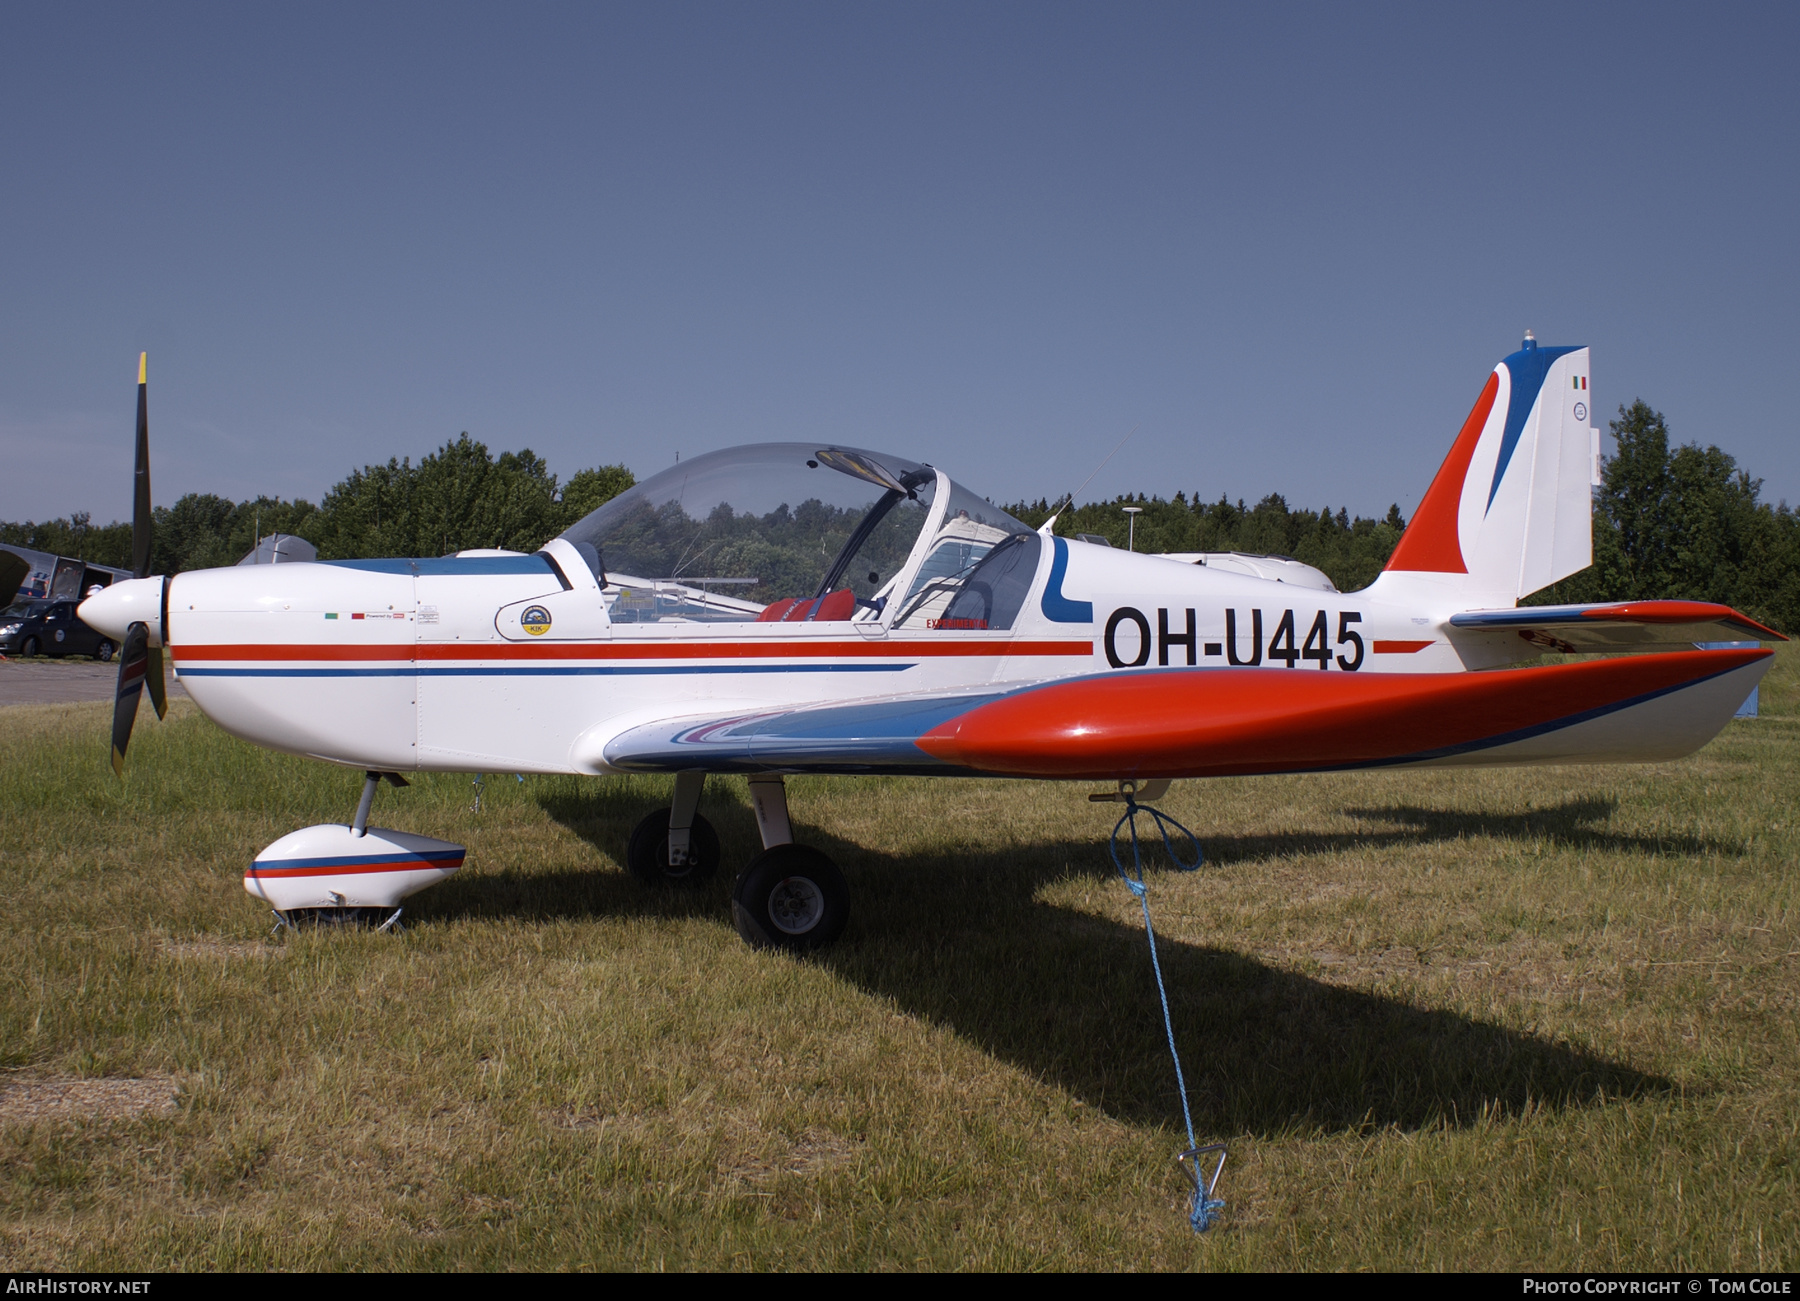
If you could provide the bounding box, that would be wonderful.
[82,339,1783,947]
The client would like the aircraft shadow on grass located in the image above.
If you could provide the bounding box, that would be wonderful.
[427,786,1675,1138]
[1337,797,1738,859]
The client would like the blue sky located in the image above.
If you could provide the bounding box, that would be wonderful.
[3,2,1795,525]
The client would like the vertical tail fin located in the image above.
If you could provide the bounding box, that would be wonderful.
[1377,335,1596,606]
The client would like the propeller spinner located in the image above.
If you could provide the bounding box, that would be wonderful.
[79,353,168,775]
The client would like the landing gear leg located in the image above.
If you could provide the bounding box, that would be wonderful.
[733,775,849,952]
[352,769,409,836]
[627,772,721,886]
[747,774,792,849]
[668,770,704,864]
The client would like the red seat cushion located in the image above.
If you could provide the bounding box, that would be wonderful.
[757,597,802,622]
[811,588,856,621]
[756,589,855,622]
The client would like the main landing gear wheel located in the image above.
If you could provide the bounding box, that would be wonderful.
[626,808,722,887]
[731,845,849,952]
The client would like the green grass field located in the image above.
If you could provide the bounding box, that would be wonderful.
[2,654,1797,1270]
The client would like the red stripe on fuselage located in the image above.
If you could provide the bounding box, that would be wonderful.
[915,648,1769,779]
[173,639,1093,663]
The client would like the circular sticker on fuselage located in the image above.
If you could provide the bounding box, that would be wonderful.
[521,606,552,636]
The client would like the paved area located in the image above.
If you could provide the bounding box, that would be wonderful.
[0,660,191,707]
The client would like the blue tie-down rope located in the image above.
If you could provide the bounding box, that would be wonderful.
[1108,796,1227,1233]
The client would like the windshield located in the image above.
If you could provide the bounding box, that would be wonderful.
[891,482,1036,629]
[560,444,939,623]
[2,601,50,619]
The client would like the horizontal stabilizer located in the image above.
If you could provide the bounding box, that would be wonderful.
[1449,601,1785,654]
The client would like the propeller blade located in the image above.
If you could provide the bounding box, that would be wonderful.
[111,622,150,777]
[132,352,152,580]
[145,643,168,720]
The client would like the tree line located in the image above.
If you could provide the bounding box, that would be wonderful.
[1003,494,1409,595]
[1,434,635,576]
[7,401,1800,630]
[1008,398,1800,630]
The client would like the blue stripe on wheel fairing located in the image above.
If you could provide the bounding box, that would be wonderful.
[251,850,464,870]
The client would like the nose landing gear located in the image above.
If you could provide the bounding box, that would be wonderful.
[248,771,464,929]
[626,771,722,885]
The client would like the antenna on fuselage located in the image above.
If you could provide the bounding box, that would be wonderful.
[1042,423,1139,534]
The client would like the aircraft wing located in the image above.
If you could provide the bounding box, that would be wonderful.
[601,646,1773,781]
[1449,601,1786,653]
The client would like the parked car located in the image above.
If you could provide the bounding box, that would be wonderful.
[0,599,115,660]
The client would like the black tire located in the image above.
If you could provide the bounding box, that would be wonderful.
[20,637,39,658]
[626,808,721,887]
[731,845,849,952]
[96,640,115,663]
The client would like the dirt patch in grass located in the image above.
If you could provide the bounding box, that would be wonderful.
[546,1106,607,1131]
[721,1127,861,1182]
[159,938,281,961]
[0,1074,178,1123]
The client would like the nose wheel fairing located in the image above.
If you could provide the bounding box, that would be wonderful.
[247,770,462,922]
[246,823,465,912]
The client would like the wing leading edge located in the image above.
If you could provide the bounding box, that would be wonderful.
[602,647,1773,781]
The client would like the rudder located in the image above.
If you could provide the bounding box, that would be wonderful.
[1380,334,1597,606]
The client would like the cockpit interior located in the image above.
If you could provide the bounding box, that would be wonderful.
[558,444,1043,631]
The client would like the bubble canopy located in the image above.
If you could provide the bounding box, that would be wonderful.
[556,443,1033,625]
